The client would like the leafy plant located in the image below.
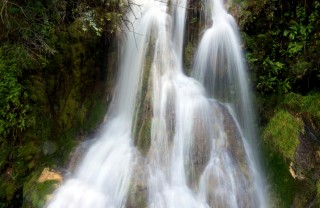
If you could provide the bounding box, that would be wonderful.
[0,46,35,142]
[239,0,320,95]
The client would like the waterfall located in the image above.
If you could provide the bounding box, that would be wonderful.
[47,0,267,207]
[192,0,267,206]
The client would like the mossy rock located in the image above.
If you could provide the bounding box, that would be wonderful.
[56,129,78,164]
[126,158,148,208]
[132,40,154,156]
[183,42,196,75]
[263,110,303,161]
[0,177,16,202]
[23,168,62,208]
[58,87,81,130]
[283,92,320,136]
[136,120,152,156]
[70,43,85,75]
[262,146,297,207]
[262,94,320,207]
[83,100,107,131]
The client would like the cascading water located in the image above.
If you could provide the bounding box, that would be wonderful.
[47,0,267,207]
[192,0,267,206]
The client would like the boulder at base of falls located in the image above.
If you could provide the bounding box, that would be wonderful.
[23,168,63,208]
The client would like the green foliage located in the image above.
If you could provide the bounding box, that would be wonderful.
[283,92,320,124]
[0,1,59,61]
[282,4,318,58]
[60,0,135,36]
[263,110,303,160]
[238,0,320,95]
[83,100,106,131]
[0,0,128,206]
[0,46,35,141]
[256,57,291,93]
[234,1,320,206]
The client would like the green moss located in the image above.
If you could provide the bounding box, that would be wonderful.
[283,92,320,117]
[300,93,320,123]
[70,43,85,76]
[263,110,303,160]
[8,142,42,180]
[263,146,297,207]
[282,93,303,112]
[137,120,152,155]
[23,171,60,208]
[57,129,77,164]
[0,143,10,171]
[132,40,154,155]
[83,100,106,131]
[317,180,320,204]
[58,87,80,130]
[25,75,47,105]
[283,92,320,138]
[184,42,195,75]
[0,178,16,202]
[18,142,40,160]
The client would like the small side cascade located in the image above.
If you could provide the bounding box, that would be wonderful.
[193,0,267,207]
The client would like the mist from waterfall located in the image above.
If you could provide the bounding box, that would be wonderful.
[47,0,267,207]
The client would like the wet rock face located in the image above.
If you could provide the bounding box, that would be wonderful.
[316,150,320,164]
[125,156,148,208]
[291,116,320,207]
[202,102,258,208]
[67,139,95,174]
[295,134,317,176]
[189,110,212,186]
[165,89,176,144]
[221,106,260,206]
[295,115,320,174]
[218,103,250,179]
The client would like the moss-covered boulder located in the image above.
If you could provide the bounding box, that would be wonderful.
[23,168,62,208]
[263,110,303,161]
[262,92,320,207]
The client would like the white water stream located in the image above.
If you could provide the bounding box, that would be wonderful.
[47,0,267,207]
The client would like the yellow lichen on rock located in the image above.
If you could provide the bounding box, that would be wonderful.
[289,162,305,180]
[37,168,63,183]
